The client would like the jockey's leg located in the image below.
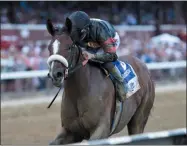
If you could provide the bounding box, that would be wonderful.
[103,62,126,101]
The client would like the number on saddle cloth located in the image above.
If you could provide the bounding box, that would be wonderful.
[112,60,135,84]
[112,60,141,98]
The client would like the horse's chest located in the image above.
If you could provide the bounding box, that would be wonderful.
[61,98,101,133]
[61,98,88,117]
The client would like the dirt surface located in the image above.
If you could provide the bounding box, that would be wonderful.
[1,90,186,145]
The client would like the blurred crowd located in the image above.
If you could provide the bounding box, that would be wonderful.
[1,42,50,92]
[1,30,186,92]
[1,1,186,93]
[1,1,181,25]
[118,32,186,63]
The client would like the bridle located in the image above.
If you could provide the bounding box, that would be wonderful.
[64,43,83,79]
[47,42,88,108]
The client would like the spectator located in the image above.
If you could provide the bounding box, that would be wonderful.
[1,8,9,23]
[0,2,182,25]
[140,48,154,63]
[126,13,137,25]
[38,49,49,90]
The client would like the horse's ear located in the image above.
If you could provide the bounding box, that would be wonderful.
[46,19,55,36]
[65,17,72,34]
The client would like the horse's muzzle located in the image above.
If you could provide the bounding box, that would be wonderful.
[48,68,65,87]
[53,68,64,79]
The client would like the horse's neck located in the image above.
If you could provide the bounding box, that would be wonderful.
[64,58,91,98]
[70,63,89,80]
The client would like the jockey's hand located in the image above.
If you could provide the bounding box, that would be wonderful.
[82,51,95,60]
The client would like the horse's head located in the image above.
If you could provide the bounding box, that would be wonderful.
[46,19,77,87]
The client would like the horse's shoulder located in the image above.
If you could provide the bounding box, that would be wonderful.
[87,61,110,77]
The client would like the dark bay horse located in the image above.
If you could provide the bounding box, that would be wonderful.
[46,20,155,145]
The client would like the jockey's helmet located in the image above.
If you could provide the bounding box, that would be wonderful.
[65,11,91,42]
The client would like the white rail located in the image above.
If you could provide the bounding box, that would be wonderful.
[72,128,186,145]
[1,61,186,80]
[1,24,186,31]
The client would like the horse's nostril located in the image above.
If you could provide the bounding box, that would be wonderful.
[47,73,50,78]
[57,72,63,78]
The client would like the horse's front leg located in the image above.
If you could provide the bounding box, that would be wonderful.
[89,112,111,140]
[49,127,74,145]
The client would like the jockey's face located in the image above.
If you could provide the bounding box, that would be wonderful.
[70,27,82,43]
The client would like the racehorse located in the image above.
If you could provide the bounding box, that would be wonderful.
[46,19,155,145]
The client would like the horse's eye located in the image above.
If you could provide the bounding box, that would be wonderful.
[64,47,69,51]
[65,45,70,50]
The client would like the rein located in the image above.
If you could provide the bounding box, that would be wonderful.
[47,85,62,108]
[64,44,83,79]
[47,44,87,108]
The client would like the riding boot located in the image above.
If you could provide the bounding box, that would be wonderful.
[109,66,127,102]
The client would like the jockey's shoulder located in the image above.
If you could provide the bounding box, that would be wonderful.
[90,18,104,23]
[90,18,116,35]
[90,18,111,27]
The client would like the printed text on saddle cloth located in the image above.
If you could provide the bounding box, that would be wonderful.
[114,60,141,98]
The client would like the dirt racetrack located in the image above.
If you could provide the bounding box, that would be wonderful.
[1,90,186,145]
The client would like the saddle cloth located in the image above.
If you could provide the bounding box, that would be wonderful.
[112,60,141,98]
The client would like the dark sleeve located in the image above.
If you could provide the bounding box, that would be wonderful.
[92,24,118,63]
[91,52,118,63]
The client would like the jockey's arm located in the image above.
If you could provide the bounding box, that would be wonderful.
[93,52,118,63]
[91,28,118,63]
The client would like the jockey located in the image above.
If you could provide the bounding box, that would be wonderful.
[65,11,126,101]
